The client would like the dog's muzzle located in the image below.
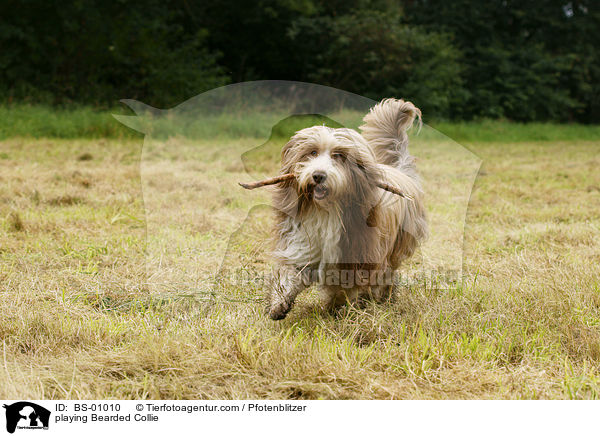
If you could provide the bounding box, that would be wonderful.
[313,184,328,200]
[311,171,329,200]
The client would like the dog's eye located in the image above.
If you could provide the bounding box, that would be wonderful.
[332,152,345,160]
[310,150,318,157]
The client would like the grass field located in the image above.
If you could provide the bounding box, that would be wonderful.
[1,112,600,399]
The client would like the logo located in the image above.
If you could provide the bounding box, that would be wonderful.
[3,402,50,433]
[114,81,481,295]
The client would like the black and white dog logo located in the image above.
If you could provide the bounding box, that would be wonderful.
[3,402,50,433]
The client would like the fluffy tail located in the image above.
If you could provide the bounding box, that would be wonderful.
[360,98,421,174]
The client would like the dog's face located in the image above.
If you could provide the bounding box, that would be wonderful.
[281,126,379,207]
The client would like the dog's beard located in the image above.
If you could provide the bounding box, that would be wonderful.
[296,166,345,206]
[291,161,384,266]
[305,177,335,202]
[310,183,329,201]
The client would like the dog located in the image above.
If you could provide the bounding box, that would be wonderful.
[266,98,428,320]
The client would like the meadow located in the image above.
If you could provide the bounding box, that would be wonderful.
[1,106,599,399]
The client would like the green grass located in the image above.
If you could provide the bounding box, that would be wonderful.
[430,119,600,143]
[1,104,599,399]
[1,127,599,399]
[0,105,140,140]
[2,104,600,142]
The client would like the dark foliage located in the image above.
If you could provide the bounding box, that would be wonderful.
[0,0,598,121]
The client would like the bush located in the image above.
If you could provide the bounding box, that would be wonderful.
[0,0,228,107]
[289,12,464,120]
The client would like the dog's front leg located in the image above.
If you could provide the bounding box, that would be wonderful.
[267,265,311,320]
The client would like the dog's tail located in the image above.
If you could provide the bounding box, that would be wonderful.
[360,98,421,174]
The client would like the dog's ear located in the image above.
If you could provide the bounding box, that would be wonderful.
[281,137,296,163]
[280,136,304,175]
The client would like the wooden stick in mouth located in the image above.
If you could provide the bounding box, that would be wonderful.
[239,173,413,201]
[238,173,295,189]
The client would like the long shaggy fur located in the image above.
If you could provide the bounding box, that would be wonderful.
[267,98,428,320]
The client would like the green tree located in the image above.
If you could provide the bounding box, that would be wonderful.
[288,11,464,119]
[404,0,599,121]
[0,0,227,106]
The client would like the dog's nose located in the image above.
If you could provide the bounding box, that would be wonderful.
[312,171,327,184]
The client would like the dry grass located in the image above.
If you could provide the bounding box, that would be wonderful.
[0,133,599,399]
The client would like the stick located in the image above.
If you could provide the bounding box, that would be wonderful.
[239,173,413,201]
[376,182,414,201]
[238,173,295,190]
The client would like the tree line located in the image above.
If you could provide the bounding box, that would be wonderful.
[0,0,598,122]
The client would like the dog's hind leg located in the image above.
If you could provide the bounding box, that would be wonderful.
[267,265,312,320]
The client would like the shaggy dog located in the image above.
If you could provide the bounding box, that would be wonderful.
[266,99,428,320]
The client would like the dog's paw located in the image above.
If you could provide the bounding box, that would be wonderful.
[268,300,291,320]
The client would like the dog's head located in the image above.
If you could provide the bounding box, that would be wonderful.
[279,126,380,208]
